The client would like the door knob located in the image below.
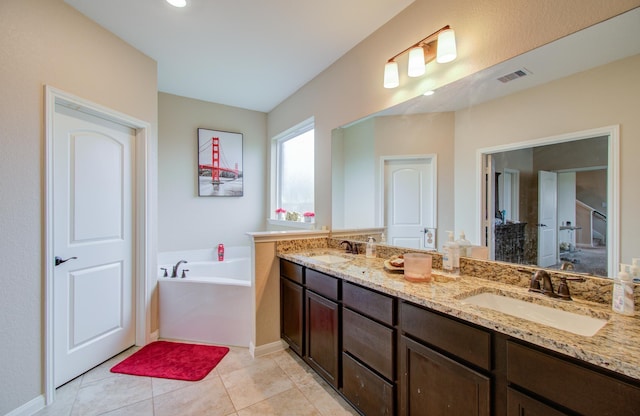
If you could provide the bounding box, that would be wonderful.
[55,256,78,266]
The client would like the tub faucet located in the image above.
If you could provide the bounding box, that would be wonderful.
[171,260,188,278]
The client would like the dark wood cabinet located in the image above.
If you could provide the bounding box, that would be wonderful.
[506,340,640,416]
[280,260,304,356]
[400,301,491,371]
[343,352,395,416]
[279,259,640,416]
[399,335,491,416]
[280,276,304,356]
[399,301,491,416]
[305,288,340,387]
[506,388,568,416]
[342,282,397,415]
[343,308,395,380]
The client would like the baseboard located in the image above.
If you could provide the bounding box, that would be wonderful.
[5,394,45,416]
[249,340,288,358]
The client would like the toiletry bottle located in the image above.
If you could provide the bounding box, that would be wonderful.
[631,258,640,283]
[365,237,376,258]
[218,244,225,261]
[442,231,460,274]
[612,264,634,315]
[456,230,472,258]
[380,232,386,244]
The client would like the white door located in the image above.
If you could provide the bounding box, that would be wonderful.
[537,170,558,267]
[485,154,496,259]
[384,158,436,249]
[53,104,135,387]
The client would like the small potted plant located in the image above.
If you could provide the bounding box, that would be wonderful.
[303,212,315,223]
[275,208,286,220]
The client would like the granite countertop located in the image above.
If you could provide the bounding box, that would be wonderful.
[278,248,640,381]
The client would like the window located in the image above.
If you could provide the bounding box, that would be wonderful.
[273,118,314,220]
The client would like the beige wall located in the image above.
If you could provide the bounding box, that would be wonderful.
[268,0,639,232]
[0,1,157,413]
[334,112,455,247]
[158,93,267,251]
[375,113,455,248]
[454,55,640,263]
[253,241,280,346]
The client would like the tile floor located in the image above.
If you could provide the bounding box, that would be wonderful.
[34,345,359,416]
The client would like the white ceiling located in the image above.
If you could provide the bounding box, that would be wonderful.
[64,0,414,112]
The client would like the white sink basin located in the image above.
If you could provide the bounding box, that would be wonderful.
[461,292,608,337]
[310,254,352,265]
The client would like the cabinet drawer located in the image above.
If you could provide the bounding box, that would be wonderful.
[280,259,304,284]
[506,387,568,416]
[306,268,339,300]
[342,352,395,416]
[343,308,395,380]
[343,281,395,325]
[400,301,491,371]
[507,341,640,416]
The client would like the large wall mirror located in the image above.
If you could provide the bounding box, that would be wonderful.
[331,8,639,277]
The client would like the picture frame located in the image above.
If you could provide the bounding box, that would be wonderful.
[197,128,243,197]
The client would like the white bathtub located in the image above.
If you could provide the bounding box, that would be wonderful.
[158,247,252,347]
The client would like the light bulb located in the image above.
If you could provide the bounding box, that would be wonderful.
[384,61,399,89]
[166,0,187,7]
[407,46,426,77]
[436,29,457,63]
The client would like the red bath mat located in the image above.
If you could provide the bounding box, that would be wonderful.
[110,341,229,381]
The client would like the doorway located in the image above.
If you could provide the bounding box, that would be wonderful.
[44,87,153,403]
[479,126,618,277]
[382,155,437,249]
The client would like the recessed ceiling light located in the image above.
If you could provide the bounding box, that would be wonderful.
[166,0,187,7]
[423,90,435,96]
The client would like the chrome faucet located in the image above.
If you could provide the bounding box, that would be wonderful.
[171,260,188,278]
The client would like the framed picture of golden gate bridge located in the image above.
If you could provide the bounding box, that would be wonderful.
[197,128,243,197]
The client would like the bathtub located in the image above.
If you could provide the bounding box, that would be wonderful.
[158,247,252,347]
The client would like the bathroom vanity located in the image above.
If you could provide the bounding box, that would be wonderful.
[278,249,640,416]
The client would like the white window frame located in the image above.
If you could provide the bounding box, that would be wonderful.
[269,117,315,228]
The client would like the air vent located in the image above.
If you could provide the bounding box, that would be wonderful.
[497,68,531,83]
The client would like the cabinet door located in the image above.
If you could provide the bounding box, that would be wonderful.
[305,290,340,387]
[280,277,304,356]
[507,388,568,416]
[399,336,490,416]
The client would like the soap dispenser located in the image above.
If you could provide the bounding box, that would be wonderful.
[442,231,460,274]
[365,237,377,258]
[612,264,634,315]
[456,230,472,258]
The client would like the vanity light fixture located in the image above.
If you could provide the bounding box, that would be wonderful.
[166,0,187,7]
[384,25,457,88]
